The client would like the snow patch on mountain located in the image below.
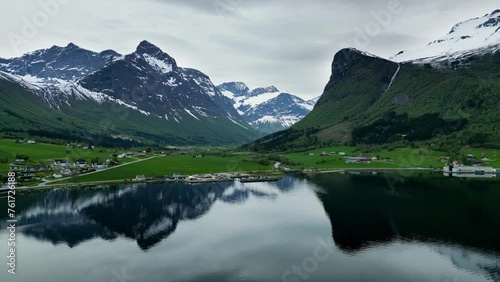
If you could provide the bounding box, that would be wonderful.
[143,54,173,74]
[227,116,249,129]
[184,109,200,120]
[391,10,500,62]
[217,82,319,133]
[240,91,282,107]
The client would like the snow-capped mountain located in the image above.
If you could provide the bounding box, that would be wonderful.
[0,43,120,82]
[217,82,318,133]
[0,41,257,145]
[79,40,245,124]
[391,9,500,62]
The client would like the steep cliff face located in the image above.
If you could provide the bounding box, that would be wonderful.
[242,46,500,151]
[314,48,400,110]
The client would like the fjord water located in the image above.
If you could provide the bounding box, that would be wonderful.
[1,174,499,282]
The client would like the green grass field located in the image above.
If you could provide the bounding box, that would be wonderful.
[0,139,124,167]
[1,139,498,184]
[54,155,271,183]
[283,147,500,169]
[0,139,142,182]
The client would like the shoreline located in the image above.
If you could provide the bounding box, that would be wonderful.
[2,167,498,195]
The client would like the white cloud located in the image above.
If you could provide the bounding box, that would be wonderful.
[0,0,498,99]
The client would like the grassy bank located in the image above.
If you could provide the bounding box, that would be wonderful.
[0,139,498,185]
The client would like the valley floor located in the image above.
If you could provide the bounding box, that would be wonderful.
[0,139,498,188]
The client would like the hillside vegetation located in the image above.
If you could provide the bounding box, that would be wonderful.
[243,48,500,152]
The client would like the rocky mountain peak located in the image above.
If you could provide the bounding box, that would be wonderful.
[132,40,177,72]
[136,40,163,55]
[66,42,79,49]
[250,86,279,96]
[217,82,250,98]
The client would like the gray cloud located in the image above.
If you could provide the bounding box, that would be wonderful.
[0,0,498,99]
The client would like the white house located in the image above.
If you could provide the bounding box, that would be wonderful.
[74,159,89,168]
[60,169,73,176]
[93,163,108,170]
[54,160,71,168]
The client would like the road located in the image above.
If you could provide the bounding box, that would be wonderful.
[36,155,163,187]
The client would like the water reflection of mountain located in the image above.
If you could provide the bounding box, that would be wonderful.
[311,173,500,254]
[1,177,295,250]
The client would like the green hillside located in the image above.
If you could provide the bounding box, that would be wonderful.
[0,77,260,146]
[244,48,500,152]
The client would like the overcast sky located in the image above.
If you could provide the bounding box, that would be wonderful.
[0,0,498,99]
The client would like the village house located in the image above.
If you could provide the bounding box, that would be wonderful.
[60,168,73,176]
[346,157,372,164]
[53,159,71,168]
[135,151,147,157]
[135,175,146,181]
[9,165,25,172]
[13,159,26,165]
[439,157,448,163]
[93,163,108,170]
[74,159,89,168]
[172,173,184,180]
[274,162,282,170]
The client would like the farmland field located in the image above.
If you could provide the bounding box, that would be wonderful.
[1,139,498,184]
[54,155,270,183]
[0,139,132,173]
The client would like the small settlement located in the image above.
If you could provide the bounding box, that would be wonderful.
[131,172,280,184]
[9,157,113,183]
[442,153,497,174]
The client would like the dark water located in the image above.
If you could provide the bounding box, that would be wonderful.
[1,173,499,282]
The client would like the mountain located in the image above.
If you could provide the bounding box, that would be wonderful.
[217,82,319,133]
[0,42,120,82]
[391,10,500,62]
[243,11,500,152]
[0,41,259,145]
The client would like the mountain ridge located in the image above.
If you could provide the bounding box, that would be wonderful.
[217,81,319,133]
[243,11,500,151]
[391,9,500,62]
[0,41,260,145]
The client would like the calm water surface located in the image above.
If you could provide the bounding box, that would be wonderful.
[1,173,499,282]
